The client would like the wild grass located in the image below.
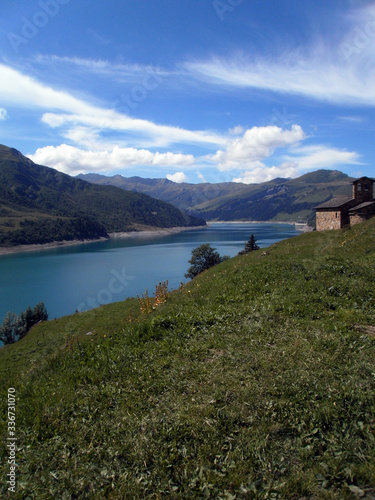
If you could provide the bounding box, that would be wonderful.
[1,219,375,499]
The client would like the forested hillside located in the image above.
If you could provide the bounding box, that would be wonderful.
[0,145,205,247]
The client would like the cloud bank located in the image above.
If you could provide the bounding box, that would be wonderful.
[29,145,195,176]
[210,125,306,171]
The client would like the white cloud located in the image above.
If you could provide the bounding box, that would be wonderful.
[231,143,362,184]
[197,171,207,182]
[184,5,375,107]
[209,125,306,170]
[185,54,375,106]
[228,125,244,136]
[40,112,225,149]
[338,115,365,123]
[166,171,188,183]
[33,55,167,83]
[0,64,94,116]
[0,63,227,149]
[0,108,7,120]
[62,127,101,149]
[286,145,362,170]
[28,144,195,176]
[233,162,300,184]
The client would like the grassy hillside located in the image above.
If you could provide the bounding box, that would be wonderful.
[78,170,353,226]
[1,219,374,498]
[0,145,205,247]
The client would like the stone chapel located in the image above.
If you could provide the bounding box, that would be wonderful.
[315,177,375,231]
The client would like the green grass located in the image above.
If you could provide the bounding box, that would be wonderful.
[1,219,375,499]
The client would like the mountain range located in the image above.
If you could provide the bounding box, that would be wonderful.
[78,170,354,226]
[0,145,204,247]
[0,142,355,249]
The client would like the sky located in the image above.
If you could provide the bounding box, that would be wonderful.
[0,0,374,184]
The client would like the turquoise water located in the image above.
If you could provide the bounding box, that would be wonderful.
[0,223,301,322]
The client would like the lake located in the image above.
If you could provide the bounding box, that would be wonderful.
[0,222,301,322]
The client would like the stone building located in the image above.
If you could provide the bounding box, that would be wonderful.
[315,177,375,231]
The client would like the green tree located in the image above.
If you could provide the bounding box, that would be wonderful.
[20,306,34,332]
[13,313,27,341]
[185,243,228,279]
[0,302,48,345]
[33,302,49,323]
[0,312,17,345]
[15,313,28,341]
[238,234,260,255]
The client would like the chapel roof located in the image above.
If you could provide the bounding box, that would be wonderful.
[315,196,353,209]
[349,201,375,212]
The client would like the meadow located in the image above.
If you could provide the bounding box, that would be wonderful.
[1,218,374,499]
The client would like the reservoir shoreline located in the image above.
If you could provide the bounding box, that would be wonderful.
[0,222,302,323]
[0,221,311,257]
[209,220,313,232]
[0,226,207,256]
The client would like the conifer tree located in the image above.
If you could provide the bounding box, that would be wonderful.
[33,302,49,323]
[238,234,260,255]
[0,312,17,345]
[21,306,35,332]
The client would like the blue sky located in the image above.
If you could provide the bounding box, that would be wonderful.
[0,0,374,184]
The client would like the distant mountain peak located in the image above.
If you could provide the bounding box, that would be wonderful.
[296,169,350,184]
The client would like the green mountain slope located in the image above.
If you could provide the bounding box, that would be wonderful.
[0,145,205,246]
[78,170,353,225]
[194,170,353,225]
[1,218,374,498]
